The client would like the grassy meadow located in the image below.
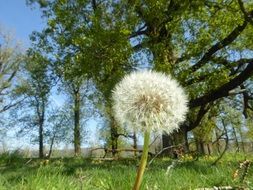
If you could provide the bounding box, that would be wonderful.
[0,152,252,190]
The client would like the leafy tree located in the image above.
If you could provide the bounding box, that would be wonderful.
[60,78,95,156]
[13,50,52,158]
[126,0,253,150]
[27,0,253,153]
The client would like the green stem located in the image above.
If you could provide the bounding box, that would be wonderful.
[132,130,150,190]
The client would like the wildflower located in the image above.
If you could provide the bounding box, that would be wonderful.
[112,70,188,190]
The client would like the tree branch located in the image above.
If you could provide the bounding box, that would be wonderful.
[0,97,26,113]
[129,25,147,39]
[190,20,248,72]
[189,62,253,108]
[184,58,253,87]
[186,104,211,131]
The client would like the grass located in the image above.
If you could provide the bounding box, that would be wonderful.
[0,153,252,190]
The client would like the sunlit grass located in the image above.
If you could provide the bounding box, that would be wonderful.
[0,154,252,190]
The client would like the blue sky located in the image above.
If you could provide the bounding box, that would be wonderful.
[0,0,45,47]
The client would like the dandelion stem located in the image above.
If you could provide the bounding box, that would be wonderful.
[132,130,150,190]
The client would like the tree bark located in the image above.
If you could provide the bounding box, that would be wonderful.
[39,121,44,159]
[74,89,81,156]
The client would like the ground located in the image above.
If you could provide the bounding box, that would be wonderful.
[0,153,252,190]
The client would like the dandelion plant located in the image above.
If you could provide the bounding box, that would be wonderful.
[112,70,188,190]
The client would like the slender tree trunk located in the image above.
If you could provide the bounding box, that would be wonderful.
[47,132,56,159]
[212,120,229,165]
[39,121,44,158]
[133,131,137,157]
[183,128,189,152]
[74,90,81,156]
[215,128,221,154]
[196,140,206,155]
[207,143,212,155]
[232,126,240,152]
[37,99,45,159]
[238,127,246,154]
[200,141,205,155]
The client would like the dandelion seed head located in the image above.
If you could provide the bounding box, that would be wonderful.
[112,70,188,134]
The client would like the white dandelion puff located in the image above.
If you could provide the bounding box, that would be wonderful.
[112,70,188,134]
[112,70,188,190]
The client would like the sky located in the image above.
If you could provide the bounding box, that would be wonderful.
[0,0,45,48]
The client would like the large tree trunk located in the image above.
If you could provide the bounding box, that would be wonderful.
[74,89,81,156]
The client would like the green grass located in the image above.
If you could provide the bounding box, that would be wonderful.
[0,154,252,190]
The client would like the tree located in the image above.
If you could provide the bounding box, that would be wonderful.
[27,0,135,154]
[60,78,94,156]
[14,50,51,158]
[126,0,253,150]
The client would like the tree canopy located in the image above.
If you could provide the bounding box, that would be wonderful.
[27,0,253,134]
[0,0,248,157]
